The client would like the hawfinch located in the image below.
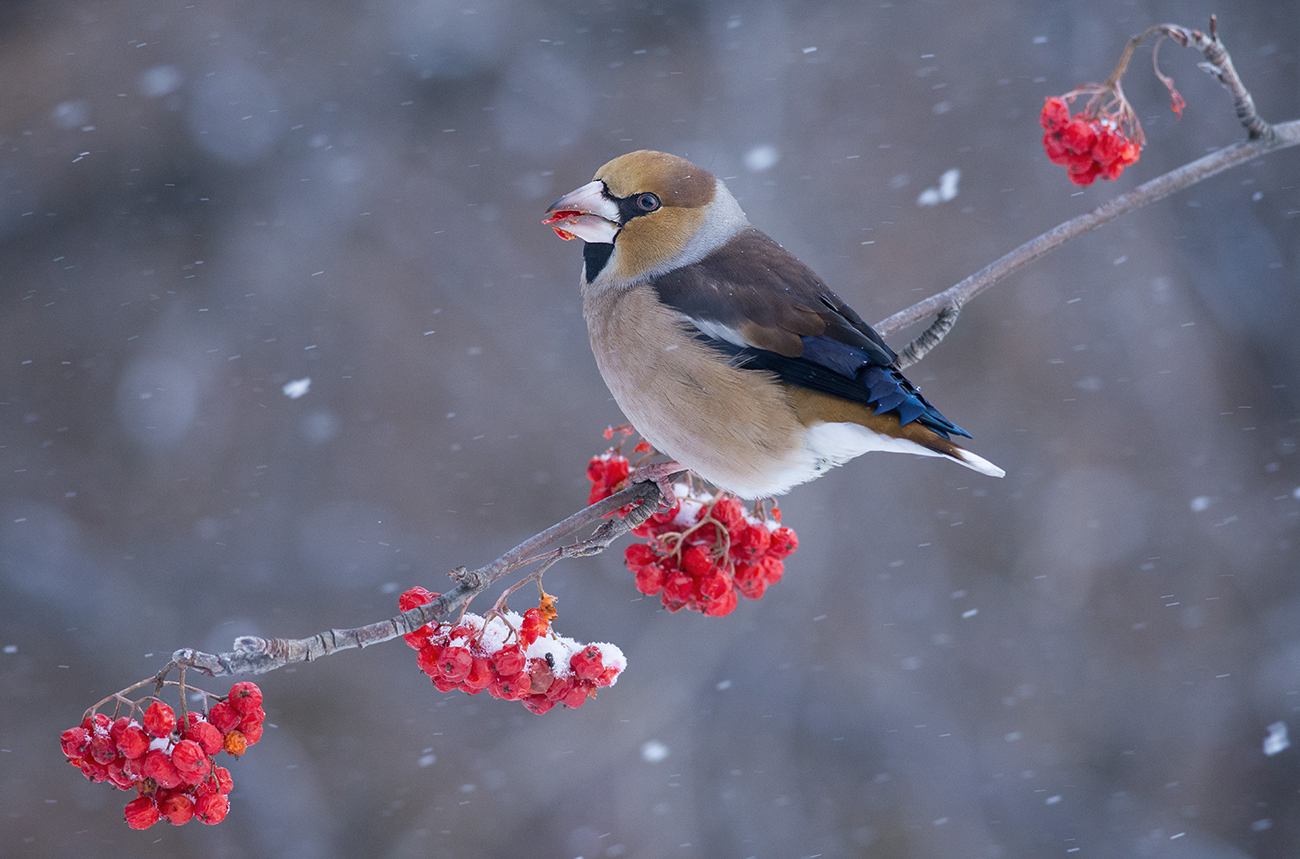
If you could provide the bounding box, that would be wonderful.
[544,150,1003,499]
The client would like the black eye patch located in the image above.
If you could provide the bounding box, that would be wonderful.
[617,192,661,222]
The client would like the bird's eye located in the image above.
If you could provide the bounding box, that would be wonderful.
[635,193,661,212]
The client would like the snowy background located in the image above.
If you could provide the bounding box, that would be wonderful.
[3,1,1299,857]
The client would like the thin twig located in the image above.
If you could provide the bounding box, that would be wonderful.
[173,476,676,678]
[894,305,960,370]
[875,119,1299,341]
[879,19,1291,353]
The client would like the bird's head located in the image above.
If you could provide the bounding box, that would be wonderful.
[544,150,748,286]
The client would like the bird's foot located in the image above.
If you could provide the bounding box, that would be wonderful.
[630,461,687,508]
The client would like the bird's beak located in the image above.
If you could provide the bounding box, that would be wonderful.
[543,180,621,243]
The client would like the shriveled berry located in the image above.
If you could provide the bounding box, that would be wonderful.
[222,730,248,757]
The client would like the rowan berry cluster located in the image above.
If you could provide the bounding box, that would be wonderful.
[1040,96,1141,186]
[586,451,799,616]
[59,681,265,829]
[400,587,625,715]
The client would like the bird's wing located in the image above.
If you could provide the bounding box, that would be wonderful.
[650,227,970,439]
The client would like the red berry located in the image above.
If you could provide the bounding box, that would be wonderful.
[227,682,263,715]
[544,675,575,703]
[183,718,223,757]
[461,656,493,693]
[416,642,443,677]
[399,586,437,611]
[61,726,91,759]
[697,571,732,602]
[89,729,118,765]
[523,694,556,715]
[1040,96,1070,130]
[142,702,176,739]
[403,626,433,649]
[105,757,135,790]
[240,718,264,745]
[208,701,241,734]
[703,588,739,617]
[197,765,234,796]
[109,716,132,744]
[436,646,473,683]
[78,756,109,783]
[711,496,746,531]
[624,543,656,567]
[171,739,210,783]
[193,792,229,825]
[158,791,195,825]
[124,796,161,829]
[561,682,590,709]
[768,526,798,558]
[142,748,183,790]
[662,571,694,610]
[115,724,151,760]
[488,672,530,701]
[569,645,605,681]
[491,645,526,677]
[635,563,666,596]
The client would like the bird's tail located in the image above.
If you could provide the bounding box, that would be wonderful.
[889,415,1006,478]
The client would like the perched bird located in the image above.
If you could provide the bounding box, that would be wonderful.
[544,150,1003,499]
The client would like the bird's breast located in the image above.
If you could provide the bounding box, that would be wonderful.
[582,283,818,498]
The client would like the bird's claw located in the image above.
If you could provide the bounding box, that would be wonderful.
[630,461,685,508]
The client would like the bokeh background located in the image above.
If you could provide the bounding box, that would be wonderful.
[3,1,1299,857]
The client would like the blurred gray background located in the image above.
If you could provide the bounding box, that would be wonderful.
[3,1,1299,857]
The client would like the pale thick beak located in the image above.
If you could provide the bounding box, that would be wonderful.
[543,180,621,243]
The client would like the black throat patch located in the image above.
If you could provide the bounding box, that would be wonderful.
[583,242,615,283]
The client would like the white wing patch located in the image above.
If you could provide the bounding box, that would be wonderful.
[686,316,751,349]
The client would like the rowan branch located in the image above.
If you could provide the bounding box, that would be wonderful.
[138,19,1300,684]
[879,18,1296,354]
[172,476,673,678]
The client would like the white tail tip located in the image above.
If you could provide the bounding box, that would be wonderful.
[952,448,1005,478]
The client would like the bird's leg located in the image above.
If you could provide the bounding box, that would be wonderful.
[629,461,687,508]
